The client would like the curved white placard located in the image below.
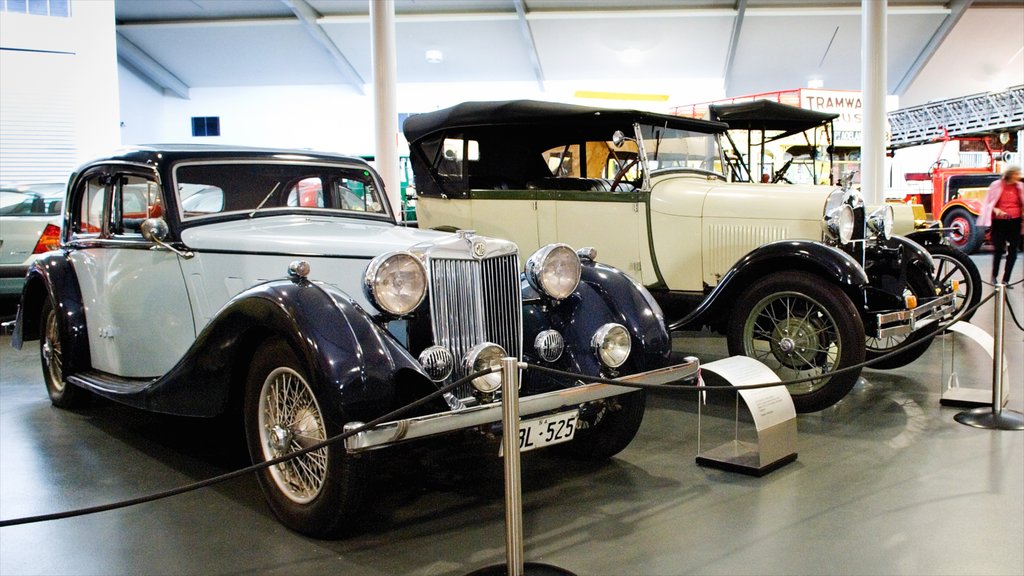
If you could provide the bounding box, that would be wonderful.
[702,356,796,431]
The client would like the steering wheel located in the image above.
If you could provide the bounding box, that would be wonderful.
[609,157,641,192]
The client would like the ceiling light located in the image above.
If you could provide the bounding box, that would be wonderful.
[807,78,824,89]
[425,49,443,64]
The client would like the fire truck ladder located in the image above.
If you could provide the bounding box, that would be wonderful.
[887,85,1024,149]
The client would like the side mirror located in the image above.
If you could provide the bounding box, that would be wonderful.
[140,218,194,259]
[612,130,626,148]
[140,218,169,242]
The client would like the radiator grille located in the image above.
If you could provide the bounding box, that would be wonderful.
[429,253,522,398]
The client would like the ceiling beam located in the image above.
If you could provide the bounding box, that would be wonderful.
[722,0,747,96]
[513,0,545,91]
[281,0,365,94]
[893,0,973,96]
[116,32,190,99]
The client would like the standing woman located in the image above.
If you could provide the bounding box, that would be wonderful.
[976,165,1024,285]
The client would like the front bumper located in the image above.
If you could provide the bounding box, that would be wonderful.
[343,359,700,453]
[874,293,956,339]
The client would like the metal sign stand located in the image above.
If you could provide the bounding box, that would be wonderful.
[954,283,1024,430]
[940,321,1004,407]
[695,357,799,476]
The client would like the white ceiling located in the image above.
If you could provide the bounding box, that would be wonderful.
[113,0,1024,102]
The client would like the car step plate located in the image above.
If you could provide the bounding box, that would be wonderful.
[499,409,579,456]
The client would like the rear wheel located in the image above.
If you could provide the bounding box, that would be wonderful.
[244,338,370,538]
[727,271,865,413]
[40,298,86,408]
[942,208,984,254]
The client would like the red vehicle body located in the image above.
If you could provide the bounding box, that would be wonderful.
[902,137,1000,253]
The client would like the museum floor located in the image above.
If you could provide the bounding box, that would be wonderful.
[1,254,1021,576]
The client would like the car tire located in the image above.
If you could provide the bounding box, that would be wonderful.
[942,208,984,254]
[926,244,982,324]
[40,298,86,408]
[727,271,865,413]
[554,390,645,461]
[864,266,938,370]
[244,337,370,539]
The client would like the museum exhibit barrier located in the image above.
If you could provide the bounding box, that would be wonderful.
[954,282,1024,431]
[940,321,1006,407]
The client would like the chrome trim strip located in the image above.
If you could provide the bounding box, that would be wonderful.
[873,293,956,338]
[343,360,700,452]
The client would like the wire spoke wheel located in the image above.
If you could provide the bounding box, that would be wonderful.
[258,367,328,504]
[743,292,841,396]
[727,271,864,413]
[43,305,64,392]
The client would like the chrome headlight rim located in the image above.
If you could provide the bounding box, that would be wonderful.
[363,251,428,317]
[418,345,454,382]
[867,204,894,240]
[463,342,507,395]
[824,204,857,245]
[525,243,582,301]
[592,323,631,369]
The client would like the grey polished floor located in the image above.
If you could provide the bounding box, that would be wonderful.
[1,254,1021,576]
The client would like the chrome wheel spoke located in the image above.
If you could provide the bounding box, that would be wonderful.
[258,366,328,504]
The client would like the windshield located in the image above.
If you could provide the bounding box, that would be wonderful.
[639,125,724,176]
[174,161,389,221]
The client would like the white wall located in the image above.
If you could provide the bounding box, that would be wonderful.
[116,69,724,155]
[0,1,119,184]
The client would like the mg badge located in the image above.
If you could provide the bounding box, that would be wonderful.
[472,240,486,259]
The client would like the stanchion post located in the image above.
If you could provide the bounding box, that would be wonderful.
[955,283,1024,430]
[500,357,524,576]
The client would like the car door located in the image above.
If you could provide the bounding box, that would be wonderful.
[66,167,194,378]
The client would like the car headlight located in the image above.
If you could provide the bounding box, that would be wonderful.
[534,329,564,362]
[363,251,427,316]
[824,204,856,244]
[866,205,894,240]
[525,243,581,300]
[592,323,630,369]
[463,342,506,395]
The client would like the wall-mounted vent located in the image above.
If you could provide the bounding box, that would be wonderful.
[191,116,220,137]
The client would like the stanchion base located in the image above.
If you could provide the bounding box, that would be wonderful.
[954,408,1024,430]
[466,562,577,576]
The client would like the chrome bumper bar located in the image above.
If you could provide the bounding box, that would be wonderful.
[343,359,700,453]
[874,293,956,339]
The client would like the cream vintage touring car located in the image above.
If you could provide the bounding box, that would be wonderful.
[404,100,955,413]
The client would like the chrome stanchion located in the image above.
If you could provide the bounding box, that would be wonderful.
[467,359,575,576]
[955,283,1024,430]
[501,357,525,575]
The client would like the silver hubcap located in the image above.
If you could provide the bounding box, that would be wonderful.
[257,367,327,504]
[743,292,840,395]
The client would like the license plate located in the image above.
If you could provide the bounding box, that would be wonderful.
[500,410,579,456]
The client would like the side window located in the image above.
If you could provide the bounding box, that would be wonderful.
[543,144,581,177]
[438,138,479,178]
[113,175,162,237]
[331,176,383,213]
[73,175,107,235]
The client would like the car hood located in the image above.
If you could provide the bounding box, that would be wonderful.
[180,215,448,258]
[651,175,833,221]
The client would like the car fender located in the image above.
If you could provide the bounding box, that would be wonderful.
[939,199,982,219]
[888,235,935,276]
[12,252,92,376]
[667,239,868,331]
[521,261,672,393]
[905,228,946,247]
[92,278,435,420]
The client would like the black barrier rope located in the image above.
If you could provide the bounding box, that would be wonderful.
[980,278,1024,332]
[0,368,493,528]
[0,287,1006,528]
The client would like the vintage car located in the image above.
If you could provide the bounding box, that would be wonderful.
[704,100,982,324]
[0,182,65,296]
[404,100,956,413]
[12,145,695,538]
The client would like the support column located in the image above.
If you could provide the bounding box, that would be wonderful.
[370,0,401,219]
[860,0,887,205]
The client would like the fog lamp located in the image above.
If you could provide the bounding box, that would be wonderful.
[592,323,630,368]
[463,342,507,395]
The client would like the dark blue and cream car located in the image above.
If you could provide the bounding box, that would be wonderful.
[12,145,693,537]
